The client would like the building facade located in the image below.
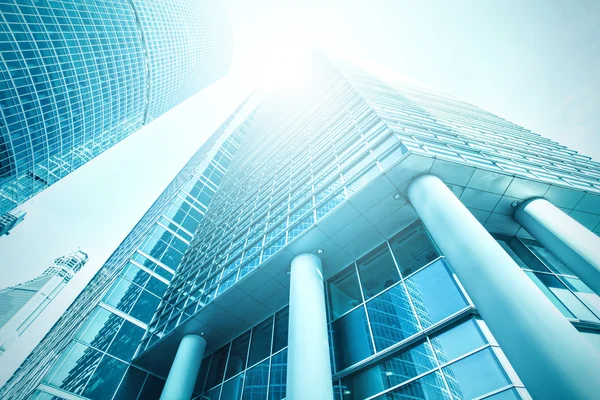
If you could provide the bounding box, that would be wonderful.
[0,249,87,356]
[0,95,259,400]
[0,0,232,215]
[4,53,600,400]
[134,53,600,400]
[0,208,25,236]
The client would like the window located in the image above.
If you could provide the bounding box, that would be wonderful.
[248,317,273,366]
[331,306,374,371]
[328,265,363,319]
[226,331,250,380]
[242,359,269,400]
[357,243,400,299]
[272,307,289,353]
[389,221,439,278]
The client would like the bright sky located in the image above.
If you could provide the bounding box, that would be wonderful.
[0,0,599,380]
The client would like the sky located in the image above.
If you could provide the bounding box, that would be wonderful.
[0,0,599,379]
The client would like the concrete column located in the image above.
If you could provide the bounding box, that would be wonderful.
[160,334,206,400]
[407,174,600,400]
[287,253,333,400]
[515,197,600,295]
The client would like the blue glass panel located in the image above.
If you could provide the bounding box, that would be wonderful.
[129,290,161,324]
[75,307,122,351]
[331,306,374,371]
[484,389,522,400]
[107,320,145,361]
[328,265,363,319]
[226,331,250,380]
[272,307,289,353]
[242,359,269,400]
[248,317,273,367]
[405,260,468,328]
[82,355,128,400]
[139,374,165,400]
[357,243,400,299]
[45,343,102,395]
[205,345,229,390]
[430,319,487,364]
[366,282,420,351]
[222,374,244,400]
[378,371,451,399]
[113,367,147,400]
[442,348,509,400]
[389,221,439,278]
[268,350,287,400]
[103,277,142,314]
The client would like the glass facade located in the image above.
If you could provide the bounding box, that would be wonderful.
[0,0,232,214]
[0,97,258,400]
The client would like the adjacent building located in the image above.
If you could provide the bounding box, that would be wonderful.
[4,53,600,400]
[0,250,87,356]
[0,209,25,236]
[0,95,260,400]
[0,0,232,215]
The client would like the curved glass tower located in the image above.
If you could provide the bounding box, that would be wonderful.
[0,0,232,214]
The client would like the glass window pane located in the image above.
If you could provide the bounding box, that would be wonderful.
[357,243,400,299]
[405,260,468,328]
[366,283,420,351]
[103,277,141,314]
[430,318,487,364]
[580,329,600,354]
[506,238,550,273]
[82,355,128,400]
[129,291,161,324]
[272,307,289,353]
[442,348,509,400]
[113,367,147,400]
[195,356,212,395]
[328,265,363,319]
[75,307,122,351]
[484,388,522,400]
[204,385,222,400]
[222,374,244,400]
[525,271,575,319]
[205,345,229,390]
[331,306,374,371]
[268,349,287,400]
[525,241,574,275]
[377,370,451,399]
[107,320,145,361]
[563,277,600,317]
[342,341,437,400]
[534,274,599,322]
[138,374,165,400]
[389,222,439,278]
[45,342,103,395]
[226,331,250,380]
[242,359,270,400]
[248,317,273,367]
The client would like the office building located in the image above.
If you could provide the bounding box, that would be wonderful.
[0,95,259,399]
[0,0,232,215]
[0,249,87,356]
[0,209,25,236]
[5,53,600,400]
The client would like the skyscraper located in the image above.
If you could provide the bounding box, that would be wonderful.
[0,0,232,214]
[4,53,600,400]
[0,94,260,399]
[0,209,25,236]
[0,249,87,356]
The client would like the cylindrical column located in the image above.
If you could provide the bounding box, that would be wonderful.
[287,253,333,400]
[408,174,600,400]
[160,334,207,400]
[515,197,600,295]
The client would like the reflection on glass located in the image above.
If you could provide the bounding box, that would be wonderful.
[484,388,522,400]
[389,221,439,278]
[331,306,374,371]
[82,355,128,400]
[44,342,103,395]
[221,373,244,400]
[268,350,287,400]
[357,243,400,299]
[242,359,269,400]
[342,341,437,399]
[103,277,142,314]
[366,282,420,351]
[430,319,487,364]
[107,320,145,361]
[113,367,147,400]
[328,265,363,319]
[442,348,509,400]
[138,374,165,399]
[562,277,600,318]
[226,331,250,380]
[405,260,468,328]
[75,307,121,351]
[196,355,212,394]
[503,238,550,273]
[203,385,221,400]
[272,307,289,353]
[130,290,161,323]
[249,317,273,366]
[525,241,573,275]
[205,345,229,390]
[377,370,451,399]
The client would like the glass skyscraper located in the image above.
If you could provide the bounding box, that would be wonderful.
[0,0,232,215]
[4,53,600,400]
